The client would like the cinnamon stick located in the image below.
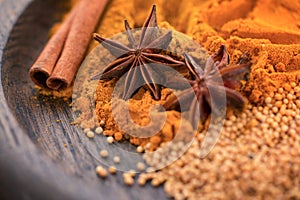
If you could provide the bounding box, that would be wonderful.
[29,0,109,90]
[29,2,78,89]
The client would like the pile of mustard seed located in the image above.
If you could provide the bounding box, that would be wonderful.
[137,83,300,199]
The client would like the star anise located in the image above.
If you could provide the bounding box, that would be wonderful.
[164,45,251,122]
[91,5,184,100]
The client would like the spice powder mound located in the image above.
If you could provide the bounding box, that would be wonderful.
[54,0,300,199]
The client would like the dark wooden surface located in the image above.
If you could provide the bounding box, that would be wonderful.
[0,0,167,199]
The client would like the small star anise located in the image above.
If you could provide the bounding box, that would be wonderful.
[91,5,184,100]
[164,45,251,122]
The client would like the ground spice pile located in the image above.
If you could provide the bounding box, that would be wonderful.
[90,0,300,143]
[46,0,300,199]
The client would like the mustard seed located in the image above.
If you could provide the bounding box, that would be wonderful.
[83,128,90,133]
[272,107,278,113]
[283,84,292,92]
[294,86,300,93]
[281,125,289,132]
[263,108,269,115]
[265,97,272,104]
[137,146,144,153]
[96,166,107,178]
[107,136,114,144]
[95,126,103,134]
[275,93,283,100]
[287,93,294,100]
[108,166,117,174]
[123,173,134,186]
[291,82,297,88]
[137,162,146,171]
[113,156,120,164]
[86,131,95,138]
[295,100,300,108]
[144,142,151,150]
[137,176,146,186]
[151,178,161,187]
[282,116,289,123]
[100,150,108,158]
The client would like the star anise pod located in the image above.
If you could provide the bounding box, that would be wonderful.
[91,5,184,100]
[164,45,251,122]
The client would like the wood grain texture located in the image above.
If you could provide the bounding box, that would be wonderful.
[0,0,167,199]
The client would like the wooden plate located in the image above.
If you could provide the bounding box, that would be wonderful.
[0,0,166,199]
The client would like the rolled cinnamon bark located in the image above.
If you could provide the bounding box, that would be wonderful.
[29,0,109,90]
[29,2,78,89]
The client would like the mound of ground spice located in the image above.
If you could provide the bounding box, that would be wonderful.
[94,80,193,151]
[91,0,300,145]
[41,0,300,199]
